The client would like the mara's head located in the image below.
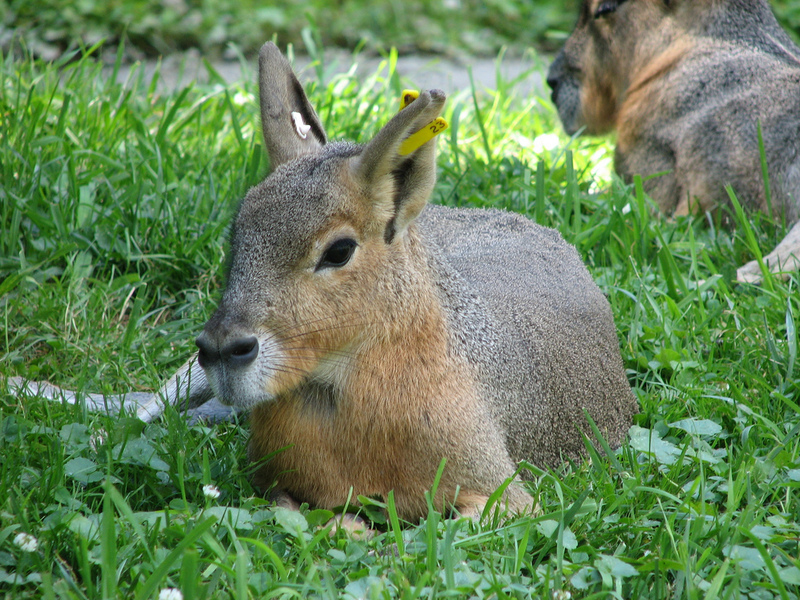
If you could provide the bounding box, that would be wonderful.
[195,43,447,411]
[547,0,707,136]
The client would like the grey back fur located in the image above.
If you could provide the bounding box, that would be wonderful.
[419,206,635,468]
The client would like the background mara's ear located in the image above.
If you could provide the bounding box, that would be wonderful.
[258,42,327,170]
[351,89,447,243]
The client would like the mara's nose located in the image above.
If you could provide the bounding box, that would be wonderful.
[545,74,559,94]
[545,51,565,96]
[196,332,259,369]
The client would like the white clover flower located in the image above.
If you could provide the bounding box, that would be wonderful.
[552,591,572,600]
[13,532,39,552]
[89,428,108,452]
[232,90,253,107]
[202,484,221,499]
[158,588,183,600]
[532,132,562,156]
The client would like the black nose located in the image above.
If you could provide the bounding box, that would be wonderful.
[546,51,565,97]
[196,334,259,369]
[546,72,562,105]
[195,333,213,369]
[222,336,259,367]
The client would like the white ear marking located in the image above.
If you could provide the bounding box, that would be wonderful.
[291,111,311,139]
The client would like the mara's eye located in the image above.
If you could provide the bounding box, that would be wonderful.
[317,238,357,270]
[594,0,620,18]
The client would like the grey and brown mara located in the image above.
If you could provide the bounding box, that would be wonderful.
[13,43,637,522]
[547,0,800,283]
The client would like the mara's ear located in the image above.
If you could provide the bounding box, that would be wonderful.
[350,89,447,243]
[258,42,327,170]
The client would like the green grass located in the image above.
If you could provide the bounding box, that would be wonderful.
[4,0,800,61]
[2,41,800,599]
[4,0,582,60]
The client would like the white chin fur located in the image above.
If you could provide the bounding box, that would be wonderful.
[205,334,281,410]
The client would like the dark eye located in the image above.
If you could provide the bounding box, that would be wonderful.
[317,238,357,270]
[594,0,620,18]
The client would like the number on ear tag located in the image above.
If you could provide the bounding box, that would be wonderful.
[399,117,449,156]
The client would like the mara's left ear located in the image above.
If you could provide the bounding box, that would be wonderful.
[350,89,447,243]
[258,42,327,171]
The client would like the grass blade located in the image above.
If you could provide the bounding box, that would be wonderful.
[134,516,218,600]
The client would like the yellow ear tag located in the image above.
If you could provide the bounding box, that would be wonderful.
[399,117,449,156]
[396,89,449,155]
[399,89,419,110]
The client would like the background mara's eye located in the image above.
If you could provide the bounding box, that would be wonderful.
[594,1,619,18]
[317,238,357,270]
